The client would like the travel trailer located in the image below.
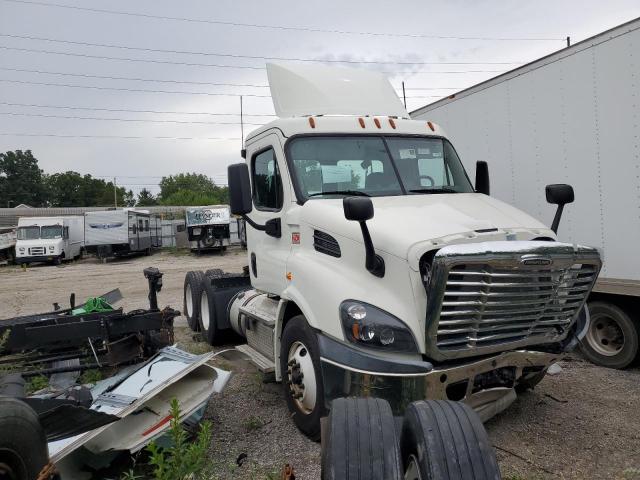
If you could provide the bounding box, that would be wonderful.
[85,209,156,258]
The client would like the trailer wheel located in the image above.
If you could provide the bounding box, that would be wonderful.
[200,281,222,345]
[321,397,402,480]
[183,271,205,331]
[401,400,501,480]
[280,315,326,440]
[580,301,639,369]
[0,397,49,480]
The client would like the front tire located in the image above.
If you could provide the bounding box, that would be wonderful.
[401,400,501,480]
[280,315,325,440]
[579,301,639,369]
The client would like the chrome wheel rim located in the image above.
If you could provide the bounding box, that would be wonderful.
[586,312,625,356]
[185,284,192,318]
[200,291,210,330]
[404,455,422,480]
[287,341,317,414]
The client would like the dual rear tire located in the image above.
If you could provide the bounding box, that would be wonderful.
[322,397,501,480]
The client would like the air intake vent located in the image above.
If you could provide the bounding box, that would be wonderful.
[313,230,341,258]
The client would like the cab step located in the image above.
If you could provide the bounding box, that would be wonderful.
[236,344,275,373]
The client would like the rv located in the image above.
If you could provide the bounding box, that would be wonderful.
[0,227,16,263]
[85,209,157,259]
[185,205,231,252]
[16,216,84,265]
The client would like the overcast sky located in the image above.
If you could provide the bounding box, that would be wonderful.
[1,0,639,195]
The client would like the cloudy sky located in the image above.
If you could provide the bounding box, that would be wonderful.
[1,0,639,195]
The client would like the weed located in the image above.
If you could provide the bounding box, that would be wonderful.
[80,369,103,385]
[146,398,213,480]
[26,375,49,394]
[243,415,264,431]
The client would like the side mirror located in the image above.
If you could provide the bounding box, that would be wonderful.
[545,184,574,234]
[343,197,384,278]
[475,161,490,195]
[228,163,252,215]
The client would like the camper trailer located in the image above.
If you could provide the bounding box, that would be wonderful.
[16,216,84,265]
[185,205,231,252]
[85,210,157,259]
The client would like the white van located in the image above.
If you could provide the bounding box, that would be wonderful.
[16,216,85,265]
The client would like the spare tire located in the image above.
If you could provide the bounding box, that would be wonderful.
[401,400,501,480]
[183,271,205,331]
[321,397,402,480]
[0,397,49,480]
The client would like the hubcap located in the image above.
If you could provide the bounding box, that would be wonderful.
[286,341,317,414]
[185,284,192,317]
[404,455,422,480]
[200,291,210,330]
[586,312,625,356]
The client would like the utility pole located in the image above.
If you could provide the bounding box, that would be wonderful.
[113,177,117,208]
[566,36,571,47]
[240,95,244,148]
[402,81,407,109]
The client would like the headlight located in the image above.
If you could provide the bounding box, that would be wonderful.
[340,300,418,353]
[19,247,24,252]
[49,246,54,251]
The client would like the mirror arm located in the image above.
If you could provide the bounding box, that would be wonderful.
[242,215,281,238]
[358,221,385,278]
[550,204,565,234]
[242,214,266,231]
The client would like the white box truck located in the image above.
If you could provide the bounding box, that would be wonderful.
[412,17,640,369]
[85,209,155,258]
[16,216,84,265]
[185,205,231,253]
[182,63,601,469]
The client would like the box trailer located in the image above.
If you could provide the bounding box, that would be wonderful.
[412,17,640,368]
[16,216,84,265]
[85,210,156,259]
[185,205,231,252]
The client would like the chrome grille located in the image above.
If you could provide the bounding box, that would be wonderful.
[29,246,45,255]
[423,241,601,360]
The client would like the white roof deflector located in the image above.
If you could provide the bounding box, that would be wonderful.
[266,63,409,119]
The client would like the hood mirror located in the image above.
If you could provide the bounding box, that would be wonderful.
[475,161,490,195]
[545,184,574,234]
[343,197,385,278]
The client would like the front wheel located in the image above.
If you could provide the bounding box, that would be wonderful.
[280,315,325,440]
[579,301,639,369]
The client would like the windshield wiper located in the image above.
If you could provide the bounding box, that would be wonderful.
[307,190,370,198]
[409,187,458,194]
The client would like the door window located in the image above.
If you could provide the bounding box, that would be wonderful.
[252,148,283,211]
[144,219,149,231]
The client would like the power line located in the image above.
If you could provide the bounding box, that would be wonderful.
[0,133,240,140]
[0,111,266,126]
[1,0,564,41]
[0,78,445,99]
[0,101,276,117]
[0,33,526,65]
[0,78,272,97]
[0,45,509,75]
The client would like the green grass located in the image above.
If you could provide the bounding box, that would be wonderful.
[243,415,264,431]
[26,375,49,394]
[80,368,103,384]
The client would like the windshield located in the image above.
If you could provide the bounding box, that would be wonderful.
[17,226,40,240]
[287,136,474,200]
[41,225,63,239]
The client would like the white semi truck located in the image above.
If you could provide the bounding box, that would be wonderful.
[183,64,600,478]
[412,17,640,369]
[15,216,84,265]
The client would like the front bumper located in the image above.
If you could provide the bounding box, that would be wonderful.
[16,254,60,264]
[318,334,561,422]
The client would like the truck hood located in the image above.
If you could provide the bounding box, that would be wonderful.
[297,193,554,268]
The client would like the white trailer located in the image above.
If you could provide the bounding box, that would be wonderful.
[412,17,640,368]
[85,209,156,258]
[0,226,16,263]
[16,216,84,265]
[185,205,231,252]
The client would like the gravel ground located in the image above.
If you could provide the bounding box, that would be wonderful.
[1,250,639,479]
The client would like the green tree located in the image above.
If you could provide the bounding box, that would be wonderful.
[136,188,158,206]
[159,173,228,206]
[0,150,46,207]
[45,171,133,207]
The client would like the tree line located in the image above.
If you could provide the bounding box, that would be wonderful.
[0,150,229,208]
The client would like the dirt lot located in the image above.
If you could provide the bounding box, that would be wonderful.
[1,249,639,479]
